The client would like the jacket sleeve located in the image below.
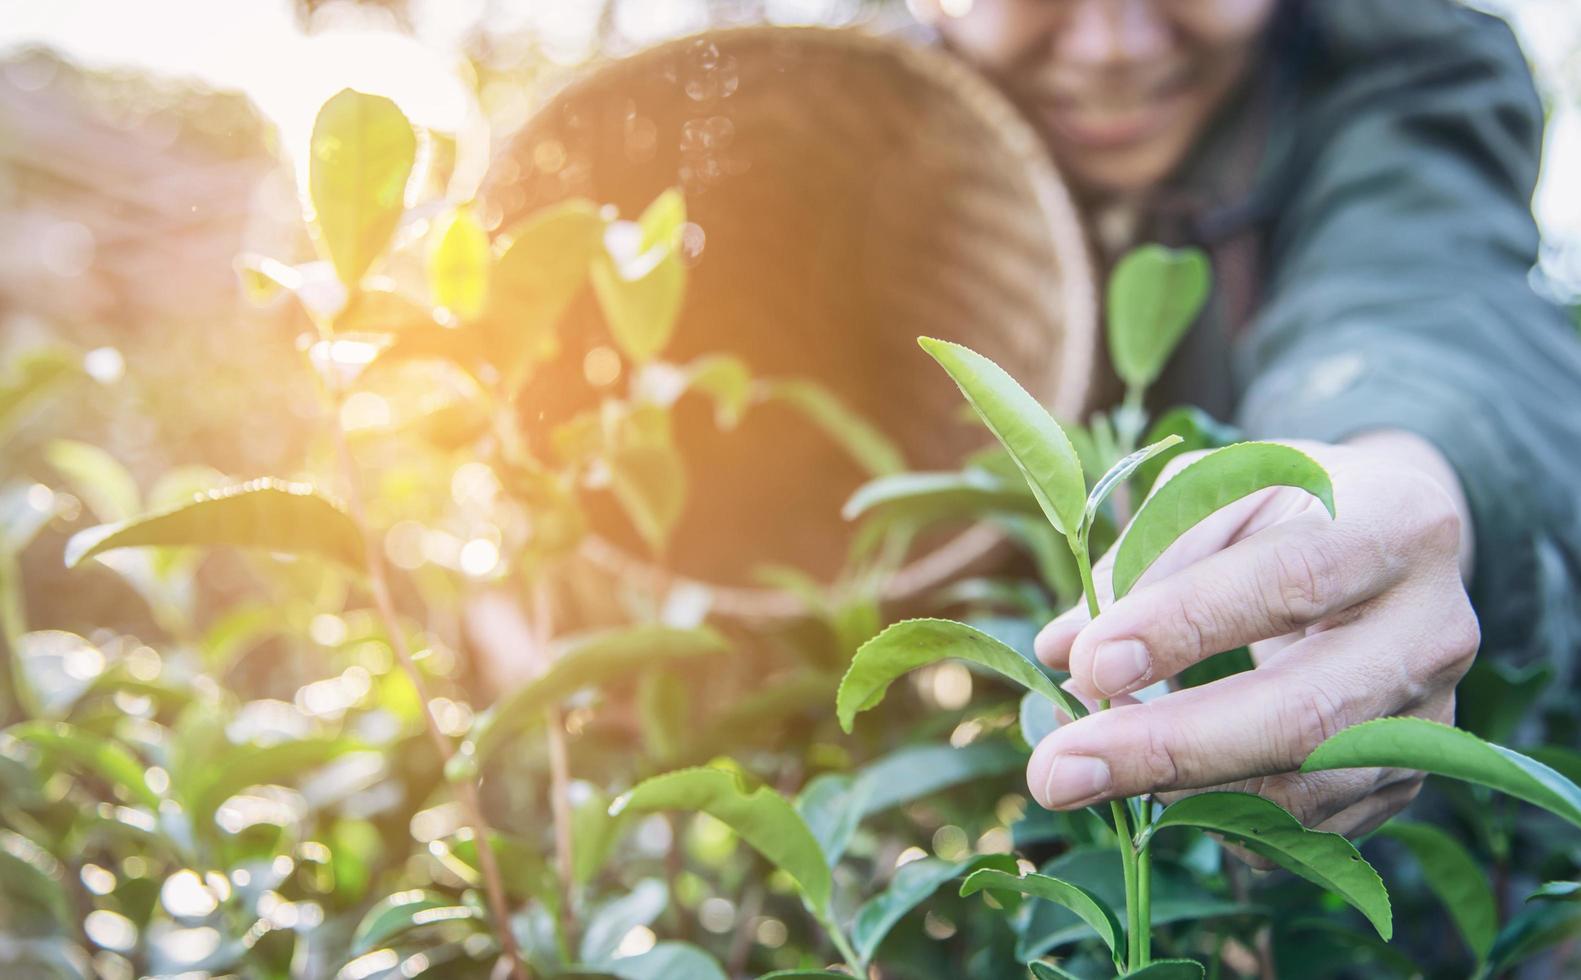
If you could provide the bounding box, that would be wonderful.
[1232,6,1581,671]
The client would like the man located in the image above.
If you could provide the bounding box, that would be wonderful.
[914,0,1581,840]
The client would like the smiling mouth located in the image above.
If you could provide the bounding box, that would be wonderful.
[1035,70,1196,151]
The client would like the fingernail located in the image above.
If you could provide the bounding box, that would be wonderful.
[1092,639,1150,696]
[1042,755,1112,807]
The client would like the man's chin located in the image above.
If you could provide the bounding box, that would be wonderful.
[1056,147,1183,198]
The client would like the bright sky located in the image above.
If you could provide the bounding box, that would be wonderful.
[2,0,1578,288]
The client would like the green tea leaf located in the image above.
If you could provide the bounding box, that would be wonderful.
[0,347,78,437]
[853,854,1018,966]
[350,889,478,955]
[1123,961,1206,979]
[308,89,416,288]
[183,736,357,834]
[598,942,727,980]
[0,830,70,926]
[1147,791,1391,939]
[1529,881,1580,903]
[471,625,728,761]
[581,879,668,963]
[591,191,688,363]
[1301,717,1581,829]
[1107,245,1210,390]
[1113,442,1334,599]
[487,199,606,371]
[45,439,139,523]
[918,337,1085,536]
[1377,820,1495,959]
[64,479,365,571]
[610,767,831,910]
[795,773,867,869]
[842,469,1037,525]
[1482,900,1581,977]
[5,720,158,809]
[960,868,1124,963]
[686,354,752,429]
[837,618,1086,733]
[1029,964,1083,980]
[609,441,687,554]
[854,740,1028,817]
[428,207,490,319]
[761,379,904,477]
[1135,406,1240,495]
[1080,434,1183,538]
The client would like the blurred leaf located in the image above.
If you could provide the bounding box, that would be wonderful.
[0,830,70,926]
[13,631,104,719]
[1106,245,1211,390]
[609,441,687,555]
[1530,881,1581,902]
[308,89,416,289]
[759,379,904,477]
[1175,646,1253,690]
[182,736,357,834]
[842,470,1037,536]
[1302,718,1581,829]
[1135,406,1240,494]
[1378,820,1495,960]
[853,740,1027,817]
[1021,690,1057,747]
[573,788,628,888]
[1456,657,1551,744]
[1275,918,1416,979]
[234,252,303,304]
[1122,961,1206,979]
[638,671,688,765]
[472,625,728,761]
[592,191,686,363]
[795,773,867,869]
[429,207,491,319]
[45,440,139,523]
[199,602,283,672]
[0,348,79,437]
[592,942,727,980]
[837,618,1085,733]
[919,337,1085,536]
[439,832,554,905]
[1029,964,1082,980]
[1114,443,1335,600]
[853,854,1019,966]
[64,479,364,571]
[1147,791,1391,939]
[349,889,480,956]
[6,720,158,808]
[1481,901,1581,978]
[486,199,605,375]
[686,354,751,429]
[961,868,1124,966]
[580,879,668,963]
[611,767,831,910]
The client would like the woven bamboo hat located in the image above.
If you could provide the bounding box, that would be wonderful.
[485,26,1097,619]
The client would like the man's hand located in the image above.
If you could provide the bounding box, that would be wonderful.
[1025,433,1480,841]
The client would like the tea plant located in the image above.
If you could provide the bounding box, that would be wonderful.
[1,84,1578,980]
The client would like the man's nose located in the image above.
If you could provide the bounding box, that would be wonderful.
[1055,0,1172,69]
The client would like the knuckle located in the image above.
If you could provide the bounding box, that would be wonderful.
[1137,720,1186,791]
[1166,589,1223,659]
[1263,537,1333,629]
[1278,675,1353,765]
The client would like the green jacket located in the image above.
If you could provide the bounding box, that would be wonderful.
[1140,0,1581,694]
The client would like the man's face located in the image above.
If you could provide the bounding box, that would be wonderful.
[929,0,1278,194]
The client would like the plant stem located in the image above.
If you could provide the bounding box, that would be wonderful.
[1135,837,1153,968]
[1076,544,1143,973]
[326,383,529,980]
[533,580,578,950]
[822,911,863,975]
